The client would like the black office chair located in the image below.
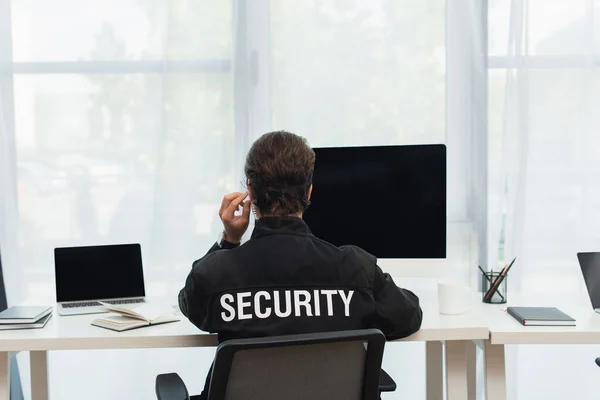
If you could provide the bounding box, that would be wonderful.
[156,329,397,400]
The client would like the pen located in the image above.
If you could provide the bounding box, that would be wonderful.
[478,265,491,282]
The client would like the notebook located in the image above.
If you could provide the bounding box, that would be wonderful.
[507,307,576,326]
[91,302,180,332]
[0,313,52,331]
[0,306,52,324]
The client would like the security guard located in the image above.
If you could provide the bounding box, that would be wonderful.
[179,131,423,399]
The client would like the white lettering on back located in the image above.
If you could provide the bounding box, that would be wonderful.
[237,292,252,320]
[274,290,292,318]
[321,289,338,316]
[220,294,235,322]
[313,289,321,316]
[338,290,354,317]
[254,291,271,319]
[220,289,354,321]
[294,290,313,317]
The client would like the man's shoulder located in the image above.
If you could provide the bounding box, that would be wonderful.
[193,244,239,267]
[337,244,377,265]
[294,235,379,271]
[189,246,242,281]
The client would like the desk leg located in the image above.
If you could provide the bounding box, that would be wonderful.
[0,352,8,400]
[466,340,477,400]
[426,341,443,400]
[30,351,49,400]
[484,341,506,400]
[446,341,469,400]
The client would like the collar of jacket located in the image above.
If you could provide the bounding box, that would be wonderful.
[250,216,312,240]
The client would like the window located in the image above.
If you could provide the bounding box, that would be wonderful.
[5,0,234,298]
[270,1,445,147]
[1,0,468,304]
[488,0,600,288]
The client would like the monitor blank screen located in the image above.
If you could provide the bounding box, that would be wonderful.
[54,243,145,302]
[303,144,446,258]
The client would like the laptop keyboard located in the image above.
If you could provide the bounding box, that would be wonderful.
[62,298,145,308]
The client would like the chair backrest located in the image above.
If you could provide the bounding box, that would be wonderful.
[207,329,386,400]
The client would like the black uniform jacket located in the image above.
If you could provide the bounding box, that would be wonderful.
[179,216,423,343]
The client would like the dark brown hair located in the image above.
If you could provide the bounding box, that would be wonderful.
[245,131,315,216]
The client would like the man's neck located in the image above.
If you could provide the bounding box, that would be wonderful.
[258,213,303,219]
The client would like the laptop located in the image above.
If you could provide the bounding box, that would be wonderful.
[577,252,600,313]
[54,243,146,316]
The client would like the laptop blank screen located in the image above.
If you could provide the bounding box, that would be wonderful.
[578,252,600,309]
[54,243,145,302]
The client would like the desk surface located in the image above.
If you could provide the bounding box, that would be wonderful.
[0,289,489,352]
[403,285,489,342]
[481,291,600,345]
[0,308,218,352]
[8,286,600,351]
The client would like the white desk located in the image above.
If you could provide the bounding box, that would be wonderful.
[0,308,217,400]
[0,292,489,400]
[482,291,600,400]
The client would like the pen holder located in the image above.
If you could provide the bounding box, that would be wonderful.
[482,272,507,304]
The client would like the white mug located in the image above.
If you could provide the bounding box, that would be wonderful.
[438,282,473,315]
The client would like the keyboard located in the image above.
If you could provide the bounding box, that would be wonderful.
[62,298,145,308]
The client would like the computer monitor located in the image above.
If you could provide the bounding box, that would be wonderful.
[303,144,446,259]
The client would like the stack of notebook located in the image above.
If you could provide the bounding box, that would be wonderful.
[0,306,53,330]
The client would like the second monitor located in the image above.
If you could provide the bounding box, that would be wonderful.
[303,144,446,259]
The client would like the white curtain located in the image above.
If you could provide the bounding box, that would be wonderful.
[488,0,600,398]
[3,1,239,398]
[0,1,475,399]
[489,0,600,289]
[3,0,239,305]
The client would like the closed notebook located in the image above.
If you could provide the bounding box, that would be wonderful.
[507,307,576,326]
[0,313,52,331]
[0,306,52,324]
[91,302,179,332]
